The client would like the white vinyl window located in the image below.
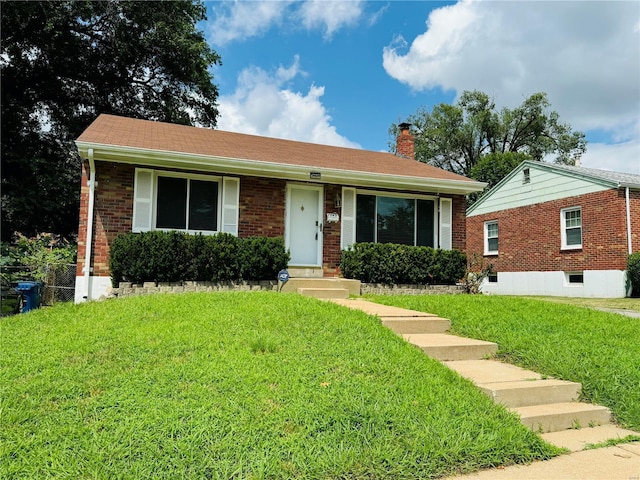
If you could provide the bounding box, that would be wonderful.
[133,169,239,235]
[484,221,498,255]
[561,207,582,250]
[155,174,220,232]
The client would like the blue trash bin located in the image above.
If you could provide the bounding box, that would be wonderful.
[16,282,43,313]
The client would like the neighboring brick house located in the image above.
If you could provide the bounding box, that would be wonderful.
[467,160,640,298]
[75,115,485,301]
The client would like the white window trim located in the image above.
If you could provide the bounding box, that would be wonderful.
[484,221,498,255]
[561,206,582,250]
[152,170,223,235]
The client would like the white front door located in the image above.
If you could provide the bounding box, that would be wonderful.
[286,184,323,266]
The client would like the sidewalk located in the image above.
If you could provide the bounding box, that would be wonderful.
[449,444,640,480]
[330,298,640,480]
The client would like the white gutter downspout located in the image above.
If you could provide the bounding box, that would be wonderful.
[625,186,633,297]
[626,187,633,255]
[83,149,96,301]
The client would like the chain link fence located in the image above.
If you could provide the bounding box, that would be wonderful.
[1,264,76,305]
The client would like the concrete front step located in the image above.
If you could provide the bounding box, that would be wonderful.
[297,287,349,299]
[330,298,438,318]
[479,379,581,408]
[541,424,640,452]
[284,278,360,296]
[402,334,498,361]
[444,359,543,383]
[381,317,451,334]
[514,402,612,433]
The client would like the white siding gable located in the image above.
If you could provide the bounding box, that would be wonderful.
[468,163,610,217]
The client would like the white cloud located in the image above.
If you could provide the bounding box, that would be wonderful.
[208,1,292,46]
[298,0,364,40]
[208,0,365,45]
[382,0,640,170]
[580,142,640,175]
[217,56,360,148]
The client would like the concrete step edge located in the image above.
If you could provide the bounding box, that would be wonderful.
[382,318,451,334]
[513,402,612,433]
[541,424,640,452]
[479,379,582,407]
[444,359,544,384]
[297,288,349,299]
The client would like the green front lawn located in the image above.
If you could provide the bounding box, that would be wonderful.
[521,296,640,312]
[1,292,557,479]
[368,295,640,431]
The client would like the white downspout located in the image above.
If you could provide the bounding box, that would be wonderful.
[625,186,633,297]
[83,149,96,301]
[626,187,632,255]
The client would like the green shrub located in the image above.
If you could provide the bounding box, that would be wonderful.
[188,233,242,282]
[109,231,289,286]
[340,243,466,285]
[628,253,640,297]
[240,237,289,281]
[110,230,189,285]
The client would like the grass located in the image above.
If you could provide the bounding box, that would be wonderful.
[521,296,640,312]
[367,295,640,431]
[1,292,558,479]
[584,435,640,450]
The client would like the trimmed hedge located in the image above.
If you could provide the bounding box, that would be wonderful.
[628,253,640,297]
[340,242,466,285]
[109,231,289,286]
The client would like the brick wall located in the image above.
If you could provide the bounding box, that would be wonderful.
[452,195,467,251]
[323,184,343,275]
[466,188,638,273]
[238,177,286,237]
[77,161,471,280]
[77,161,135,277]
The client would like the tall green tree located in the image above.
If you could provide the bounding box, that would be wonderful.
[1,0,221,240]
[390,91,587,178]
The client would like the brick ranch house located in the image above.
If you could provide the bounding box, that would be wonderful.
[466,160,640,298]
[74,115,485,302]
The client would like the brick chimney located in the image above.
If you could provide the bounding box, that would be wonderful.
[396,122,414,160]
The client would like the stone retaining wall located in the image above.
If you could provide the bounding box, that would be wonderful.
[112,280,279,298]
[360,283,465,295]
[111,280,465,298]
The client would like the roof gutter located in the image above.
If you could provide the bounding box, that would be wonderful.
[83,149,96,302]
[75,141,486,195]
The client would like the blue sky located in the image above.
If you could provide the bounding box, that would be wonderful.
[202,1,640,174]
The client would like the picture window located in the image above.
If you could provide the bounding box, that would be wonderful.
[355,194,435,247]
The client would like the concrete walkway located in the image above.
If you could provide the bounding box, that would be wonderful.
[330,298,640,480]
[595,307,640,319]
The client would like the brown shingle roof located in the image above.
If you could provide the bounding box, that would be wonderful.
[77,114,476,184]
